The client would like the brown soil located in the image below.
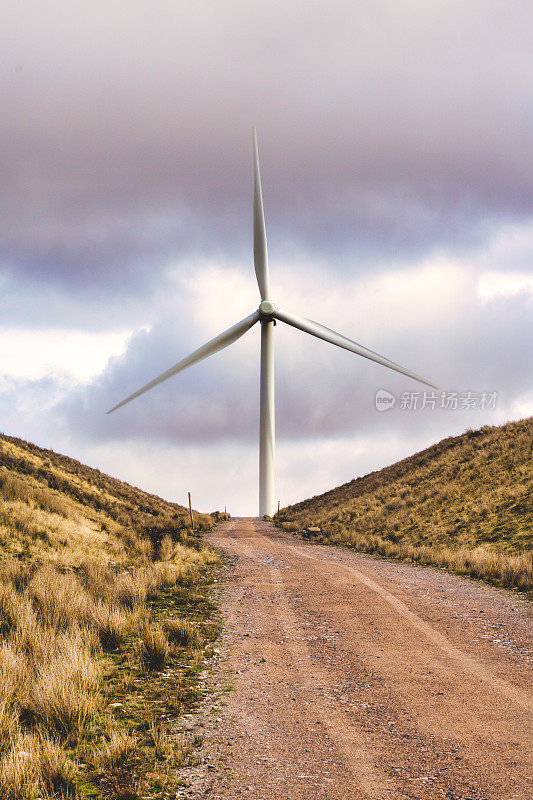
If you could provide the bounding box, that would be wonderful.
[180,518,532,800]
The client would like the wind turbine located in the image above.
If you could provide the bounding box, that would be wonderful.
[108,129,437,517]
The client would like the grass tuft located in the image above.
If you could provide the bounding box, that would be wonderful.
[139,625,169,671]
[24,630,101,742]
[91,729,138,773]
[0,733,41,800]
[164,617,204,649]
[38,734,79,796]
[149,720,175,760]
[93,602,131,651]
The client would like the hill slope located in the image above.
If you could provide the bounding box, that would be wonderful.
[0,431,214,565]
[0,432,221,799]
[276,418,532,593]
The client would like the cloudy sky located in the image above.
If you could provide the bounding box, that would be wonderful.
[1,1,532,514]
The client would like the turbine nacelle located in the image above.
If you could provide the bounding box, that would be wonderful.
[258,300,277,318]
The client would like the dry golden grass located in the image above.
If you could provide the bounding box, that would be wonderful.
[93,602,132,650]
[90,728,138,773]
[38,733,79,796]
[0,431,216,575]
[276,418,533,593]
[0,432,215,548]
[0,552,217,795]
[149,720,175,760]
[26,633,101,742]
[164,617,204,649]
[0,730,78,799]
[0,431,222,797]
[139,624,170,670]
[0,732,41,800]
[114,569,148,609]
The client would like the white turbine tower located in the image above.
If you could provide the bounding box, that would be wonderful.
[108,129,437,517]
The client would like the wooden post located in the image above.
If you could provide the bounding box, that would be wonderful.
[277,500,280,513]
[188,492,195,532]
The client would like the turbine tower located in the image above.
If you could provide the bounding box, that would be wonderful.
[108,129,437,517]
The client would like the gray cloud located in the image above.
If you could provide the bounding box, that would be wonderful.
[1,1,532,301]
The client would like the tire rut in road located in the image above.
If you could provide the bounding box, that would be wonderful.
[265,559,397,799]
[285,543,533,713]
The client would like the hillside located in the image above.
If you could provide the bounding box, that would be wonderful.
[276,417,533,593]
[0,432,222,799]
[0,431,215,565]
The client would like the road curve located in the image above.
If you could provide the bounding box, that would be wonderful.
[187,518,532,800]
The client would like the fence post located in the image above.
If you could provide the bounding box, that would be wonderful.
[188,492,195,532]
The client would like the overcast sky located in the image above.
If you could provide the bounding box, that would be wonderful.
[1,1,532,514]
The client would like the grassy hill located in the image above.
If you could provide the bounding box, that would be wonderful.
[276,418,532,594]
[0,432,222,799]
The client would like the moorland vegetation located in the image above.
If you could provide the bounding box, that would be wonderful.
[276,418,532,594]
[0,432,222,799]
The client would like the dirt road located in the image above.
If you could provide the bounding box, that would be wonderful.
[184,518,532,800]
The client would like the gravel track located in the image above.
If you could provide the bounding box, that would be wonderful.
[181,518,532,800]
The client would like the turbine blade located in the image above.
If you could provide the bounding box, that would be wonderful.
[108,310,260,413]
[253,128,270,300]
[274,308,438,389]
